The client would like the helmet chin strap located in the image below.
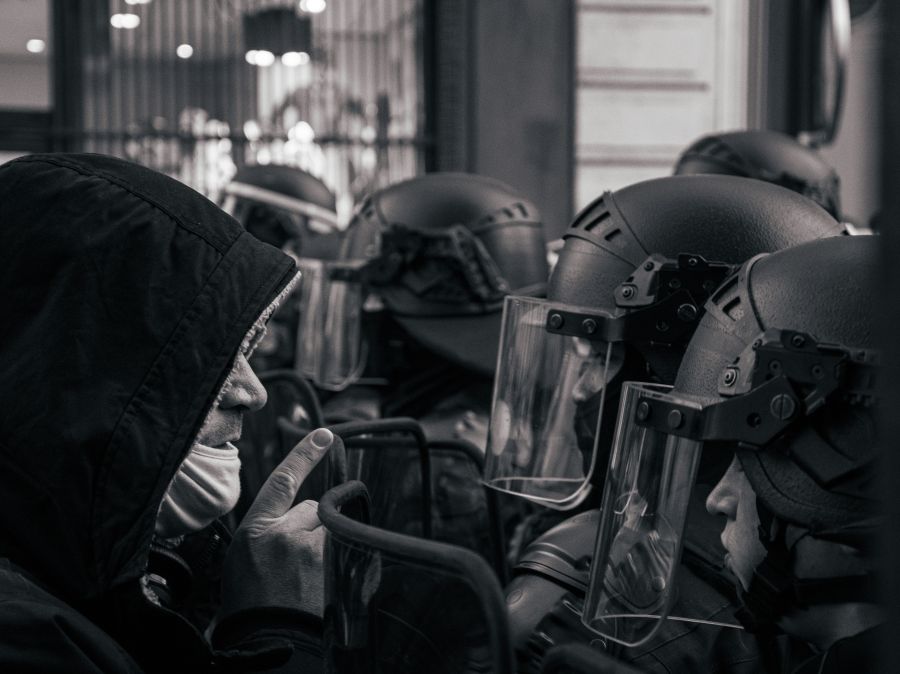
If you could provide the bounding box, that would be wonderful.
[734,500,877,635]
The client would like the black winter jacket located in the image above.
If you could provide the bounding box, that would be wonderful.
[0,153,322,672]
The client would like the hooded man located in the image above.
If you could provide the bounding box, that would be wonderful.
[0,153,335,672]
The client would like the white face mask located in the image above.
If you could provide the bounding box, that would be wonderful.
[154,442,242,539]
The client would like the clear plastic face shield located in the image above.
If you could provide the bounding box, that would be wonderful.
[582,329,880,647]
[221,188,340,246]
[295,259,368,391]
[483,295,623,509]
[582,382,710,647]
[483,254,734,511]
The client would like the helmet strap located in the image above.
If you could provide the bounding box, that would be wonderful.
[734,512,792,634]
[735,502,877,635]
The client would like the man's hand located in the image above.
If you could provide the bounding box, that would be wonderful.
[218,427,338,620]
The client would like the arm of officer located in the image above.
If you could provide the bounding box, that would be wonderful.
[212,427,338,672]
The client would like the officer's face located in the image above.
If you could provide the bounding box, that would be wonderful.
[571,338,624,403]
[705,456,766,590]
[198,353,268,448]
[572,339,625,476]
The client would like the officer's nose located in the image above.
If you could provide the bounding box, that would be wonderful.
[572,361,605,403]
[571,339,609,403]
[706,456,740,519]
[220,353,268,413]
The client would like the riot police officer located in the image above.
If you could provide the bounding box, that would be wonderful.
[297,172,549,547]
[588,235,882,672]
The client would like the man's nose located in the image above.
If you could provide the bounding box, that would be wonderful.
[706,482,729,517]
[706,462,739,518]
[572,361,604,403]
[221,354,268,412]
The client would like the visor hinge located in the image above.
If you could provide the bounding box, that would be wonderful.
[615,253,734,309]
[718,329,879,407]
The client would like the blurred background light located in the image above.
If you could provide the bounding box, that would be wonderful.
[110,13,141,29]
[254,49,275,67]
[289,121,316,143]
[360,125,376,143]
[26,39,45,54]
[176,43,193,59]
[243,120,262,142]
[281,51,310,67]
[300,0,327,14]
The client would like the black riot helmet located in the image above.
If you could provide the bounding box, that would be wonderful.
[549,175,844,378]
[296,172,548,389]
[674,129,842,220]
[222,164,340,258]
[583,235,881,642]
[484,175,843,510]
[675,234,879,531]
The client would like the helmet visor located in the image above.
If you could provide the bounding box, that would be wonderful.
[483,295,617,509]
[222,190,339,238]
[582,382,703,647]
[296,258,367,390]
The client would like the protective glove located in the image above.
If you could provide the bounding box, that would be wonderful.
[217,427,339,621]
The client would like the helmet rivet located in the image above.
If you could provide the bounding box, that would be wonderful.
[549,313,564,329]
[790,334,806,348]
[651,576,666,592]
[752,339,762,349]
[656,320,670,333]
[770,394,796,420]
[668,278,682,290]
[722,368,737,387]
[621,285,636,299]
[582,318,598,335]
[687,257,698,267]
[644,261,655,271]
[667,409,684,429]
[811,364,824,379]
[636,401,651,421]
[768,360,782,374]
[676,303,698,322]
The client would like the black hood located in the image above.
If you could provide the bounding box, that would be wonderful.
[0,154,296,604]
